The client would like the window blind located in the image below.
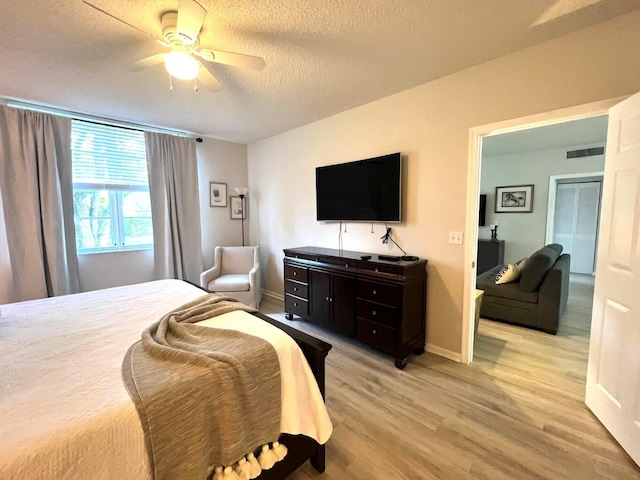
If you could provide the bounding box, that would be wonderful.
[71,120,148,187]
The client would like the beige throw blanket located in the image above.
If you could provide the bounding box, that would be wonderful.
[122,294,282,480]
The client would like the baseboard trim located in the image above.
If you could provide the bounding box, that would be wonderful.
[262,289,284,303]
[426,343,462,363]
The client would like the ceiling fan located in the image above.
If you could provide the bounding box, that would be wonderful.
[83,0,266,91]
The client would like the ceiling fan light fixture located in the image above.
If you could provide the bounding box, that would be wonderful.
[165,47,199,80]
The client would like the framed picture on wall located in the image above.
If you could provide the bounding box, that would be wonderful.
[495,184,534,213]
[230,196,246,219]
[210,182,227,207]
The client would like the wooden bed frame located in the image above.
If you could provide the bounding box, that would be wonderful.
[188,283,332,478]
[253,312,332,479]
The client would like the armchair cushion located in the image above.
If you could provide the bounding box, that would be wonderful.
[208,274,250,292]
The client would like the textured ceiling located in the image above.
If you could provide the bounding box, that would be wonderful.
[1,1,638,143]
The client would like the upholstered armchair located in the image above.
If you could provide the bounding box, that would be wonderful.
[200,246,262,308]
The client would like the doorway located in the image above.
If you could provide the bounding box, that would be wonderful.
[473,118,606,359]
[462,98,620,365]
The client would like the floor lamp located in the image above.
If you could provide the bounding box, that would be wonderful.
[234,187,248,246]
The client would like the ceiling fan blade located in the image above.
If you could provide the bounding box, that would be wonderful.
[127,53,166,72]
[177,0,207,45]
[198,49,266,71]
[83,0,169,47]
[198,61,222,92]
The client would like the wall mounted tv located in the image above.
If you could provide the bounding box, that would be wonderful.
[479,194,487,226]
[316,152,402,222]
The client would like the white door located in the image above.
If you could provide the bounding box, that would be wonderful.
[553,181,601,274]
[586,91,640,466]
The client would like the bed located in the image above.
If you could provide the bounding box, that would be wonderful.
[0,279,332,479]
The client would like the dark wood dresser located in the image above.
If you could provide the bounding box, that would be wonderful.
[477,239,505,274]
[283,246,428,369]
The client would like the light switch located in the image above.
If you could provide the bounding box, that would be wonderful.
[449,231,463,245]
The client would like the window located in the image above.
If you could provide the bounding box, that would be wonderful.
[71,120,153,253]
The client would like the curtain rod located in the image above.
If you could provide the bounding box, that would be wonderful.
[2,97,193,138]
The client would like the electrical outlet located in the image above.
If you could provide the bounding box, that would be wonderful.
[449,231,463,245]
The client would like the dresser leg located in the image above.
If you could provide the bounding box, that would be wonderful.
[413,346,425,355]
[284,312,293,320]
[394,357,408,369]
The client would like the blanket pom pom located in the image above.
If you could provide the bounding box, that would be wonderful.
[247,452,262,479]
[272,441,288,461]
[223,466,240,480]
[259,444,277,470]
[212,466,224,480]
[235,457,252,480]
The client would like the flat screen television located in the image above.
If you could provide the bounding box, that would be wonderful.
[479,194,487,226]
[316,152,401,222]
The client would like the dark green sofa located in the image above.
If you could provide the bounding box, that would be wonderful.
[475,243,570,334]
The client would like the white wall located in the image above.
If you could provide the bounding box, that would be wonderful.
[480,143,606,264]
[248,11,640,359]
[197,137,249,269]
[76,136,248,292]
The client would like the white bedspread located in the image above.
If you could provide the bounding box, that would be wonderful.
[0,280,332,480]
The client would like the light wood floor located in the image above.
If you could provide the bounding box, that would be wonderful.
[261,274,640,479]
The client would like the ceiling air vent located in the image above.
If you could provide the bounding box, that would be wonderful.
[566,146,605,159]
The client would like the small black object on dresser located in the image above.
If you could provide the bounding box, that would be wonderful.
[283,246,428,369]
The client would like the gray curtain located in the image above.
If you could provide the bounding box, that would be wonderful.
[145,132,203,284]
[0,105,80,302]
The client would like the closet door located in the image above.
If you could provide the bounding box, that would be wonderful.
[553,181,601,274]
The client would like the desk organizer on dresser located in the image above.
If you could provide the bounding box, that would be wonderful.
[283,246,428,369]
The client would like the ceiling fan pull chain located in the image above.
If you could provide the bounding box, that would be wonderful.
[169,74,174,91]
[193,77,199,92]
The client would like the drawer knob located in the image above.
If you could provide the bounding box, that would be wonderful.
[293,271,297,276]
[372,290,377,295]
[373,329,377,335]
[375,268,379,273]
[325,296,329,301]
[372,310,377,316]
[293,302,298,307]
[293,287,298,292]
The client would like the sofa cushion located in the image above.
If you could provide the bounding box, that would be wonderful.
[476,268,538,304]
[519,244,563,292]
[495,263,522,284]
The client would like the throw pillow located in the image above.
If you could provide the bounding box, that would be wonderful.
[495,263,522,284]
[515,257,528,270]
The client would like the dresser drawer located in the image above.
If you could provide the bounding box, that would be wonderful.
[357,280,398,306]
[357,299,397,328]
[285,264,308,283]
[358,262,402,276]
[285,280,308,298]
[285,294,308,317]
[322,257,358,270]
[357,318,396,352]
